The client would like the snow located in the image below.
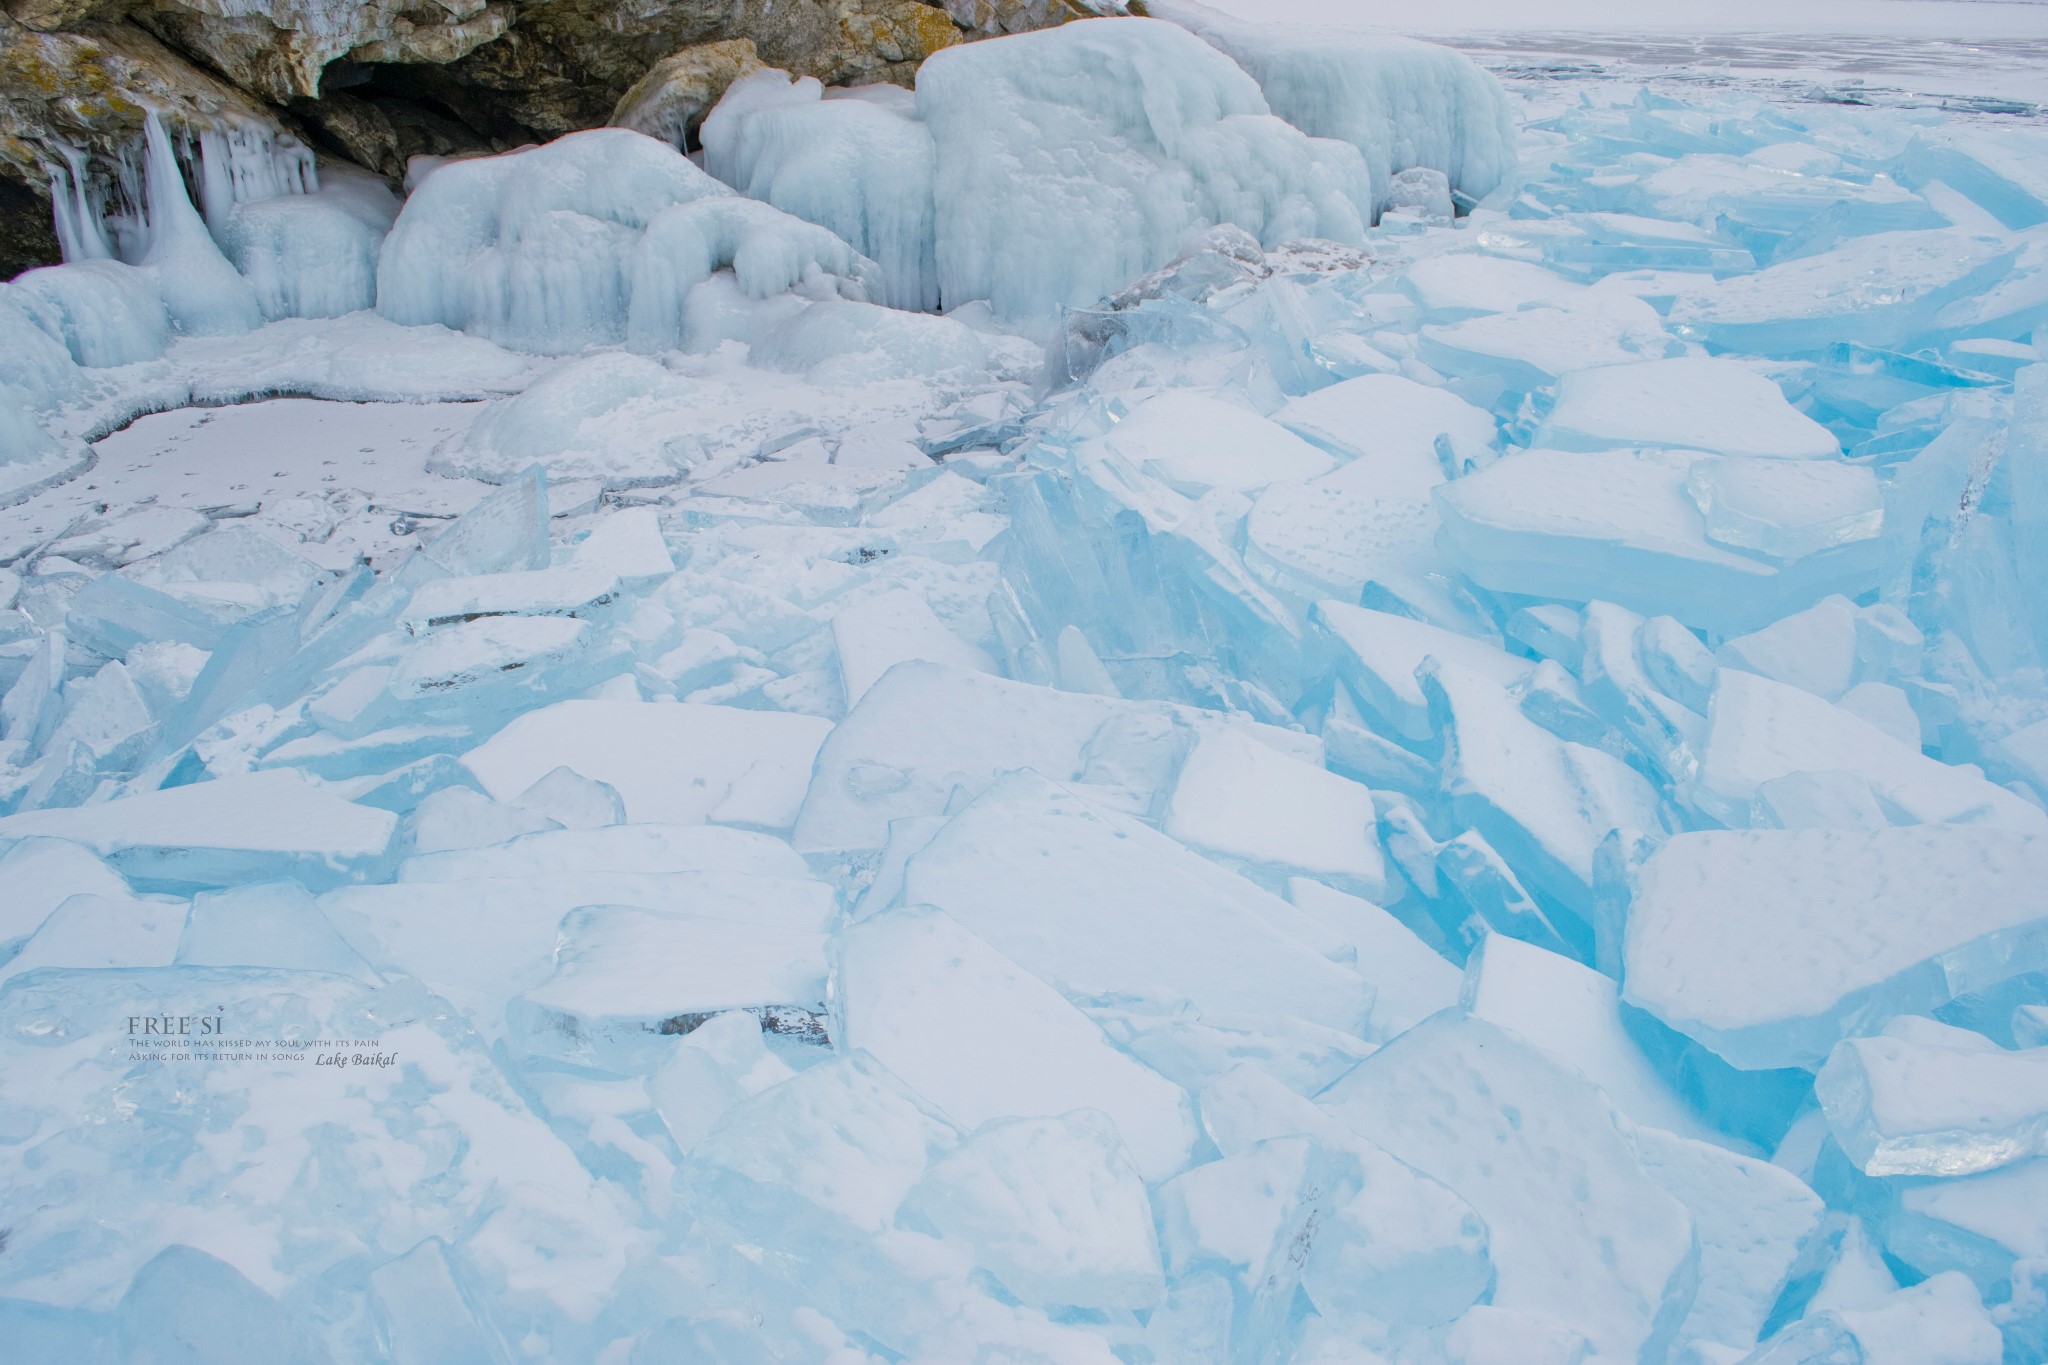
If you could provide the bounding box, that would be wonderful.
[6,16,2048,1362]
[914,17,1372,318]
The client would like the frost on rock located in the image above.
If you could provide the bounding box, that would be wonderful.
[5,32,2048,1365]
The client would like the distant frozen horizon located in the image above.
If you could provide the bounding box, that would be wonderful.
[1209,0,2048,36]
[1208,0,2048,104]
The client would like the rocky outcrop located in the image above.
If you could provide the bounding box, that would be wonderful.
[0,0,1126,277]
[609,36,764,152]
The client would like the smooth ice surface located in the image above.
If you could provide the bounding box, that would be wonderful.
[1623,827,2048,1070]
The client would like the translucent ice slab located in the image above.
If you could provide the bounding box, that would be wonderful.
[1817,1017,2048,1177]
[1621,827,2048,1069]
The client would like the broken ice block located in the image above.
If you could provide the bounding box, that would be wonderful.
[1742,1272,2001,1365]
[1883,1152,2048,1297]
[835,905,1196,1180]
[1163,724,1385,900]
[508,905,827,1070]
[570,505,674,582]
[900,1111,1165,1310]
[1311,600,1528,744]
[1668,228,2016,354]
[465,699,831,829]
[1463,933,1717,1142]
[1319,1012,1697,1363]
[397,822,807,882]
[116,1245,328,1365]
[400,564,620,636]
[0,836,129,954]
[1633,1126,1825,1357]
[326,869,832,1040]
[1418,290,1677,392]
[509,765,624,830]
[1688,457,1884,562]
[648,1009,795,1154]
[1534,357,1839,459]
[1817,1017,2048,1177]
[0,892,185,989]
[1197,1063,1492,1328]
[0,966,633,1316]
[175,880,378,981]
[1717,596,1861,700]
[792,662,1319,853]
[1096,391,1336,496]
[1274,372,1496,481]
[1697,668,2047,834]
[1435,447,1886,634]
[367,1237,501,1365]
[422,467,551,576]
[677,1051,957,1338]
[398,786,560,856]
[1621,826,2048,1069]
[1156,1136,1337,1356]
[1285,878,1460,1036]
[898,771,1373,1033]
[0,768,396,890]
[1428,659,1666,923]
[831,587,996,705]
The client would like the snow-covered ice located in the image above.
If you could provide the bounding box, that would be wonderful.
[4,6,2048,1361]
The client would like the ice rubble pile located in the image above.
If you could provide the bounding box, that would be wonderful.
[3,32,2048,1365]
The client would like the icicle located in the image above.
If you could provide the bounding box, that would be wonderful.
[105,138,150,263]
[47,148,113,263]
[195,125,320,239]
[140,110,263,336]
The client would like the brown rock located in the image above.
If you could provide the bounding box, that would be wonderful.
[609,37,762,152]
[130,0,513,102]
[0,163,60,275]
[0,16,280,182]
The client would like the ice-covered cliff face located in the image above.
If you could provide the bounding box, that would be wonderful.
[0,0,1132,276]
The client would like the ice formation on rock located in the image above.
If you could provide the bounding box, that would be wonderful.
[0,11,2045,1364]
